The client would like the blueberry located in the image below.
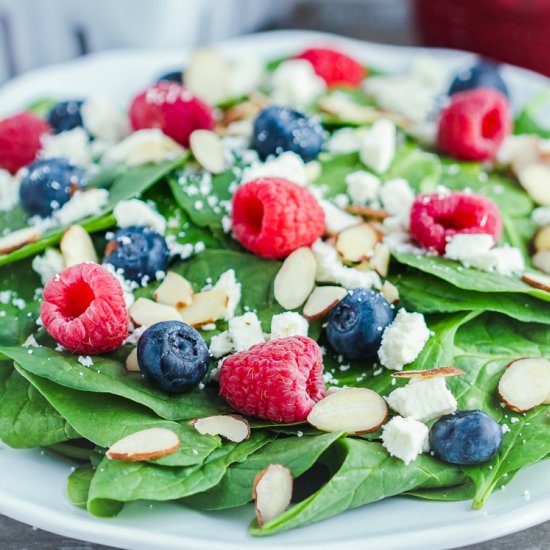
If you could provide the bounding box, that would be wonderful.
[156,70,183,84]
[47,100,85,134]
[253,105,325,162]
[19,158,85,217]
[449,61,509,98]
[429,410,503,465]
[104,226,169,283]
[326,288,394,360]
[137,320,210,393]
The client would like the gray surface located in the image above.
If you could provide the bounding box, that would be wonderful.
[1,1,549,549]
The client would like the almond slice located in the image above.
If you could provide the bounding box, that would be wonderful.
[253,464,293,527]
[532,250,550,275]
[153,271,194,308]
[370,242,390,277]
[346,205,390,220]
[522,270,550,291]
[380,280,399,304]
[129,298,181,326]
[518,164,550,206]
[189,129,227,174]
[336,223,381,263]
[307,388,388,433]
[184,49,230,105]
[60,225,97,266]
[274,247,317,310]
[125,348,140,372]
[0,227,40,255]
[302,286,347,321]
[106,427,179,461]
[498,357,550,412]
[392,367,464,379]
[533,225,550,252]
[178,288,228,327]
[190,414,250,443]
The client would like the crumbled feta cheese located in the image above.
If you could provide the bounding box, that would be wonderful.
[327,127,370,154]
[54,188,109,226]
[114,199,167,234]
[270,312,309,339]
[381,416,429,465]
[445,234,495,262]
[31,248,65,284]
[241,152,308,186]
[387,377,457,422]
[359,119,396,174]
[270,59,326,108]
[469,246,525,276]
[77,355,94,367]
[165,235,194,259]
[123,325,147,345]
[23,334,40,348]
[228,312,264,352]
[345,170,381,205]
[228,56,265,98]
[317,199,361,235]
[0,169,20,211]
[213,269,241,320]
[40,128,91,167]
[201,323,217,331]
[379,178,415,224]
[81,95,129,142]
[378,309,430,370]
[532,206,550,227]
[209,330,234,358]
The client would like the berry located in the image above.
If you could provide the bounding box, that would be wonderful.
[449,60,508,98]
[156,70,183,84]
[47,100,84,134]
[219,336,326,423]
[326,288,394,360]
[40,263,128,354]
[437,88,511,161]
[231,178,325,259]
[410,191,502,255]
[137,321,209,393]
[253,106,325,162]
[19,158,85,218]
[104,226,169,283]
[0,112,50,174]
[129,82,214,147]
[429,410,503,465]
[294,47,365,88]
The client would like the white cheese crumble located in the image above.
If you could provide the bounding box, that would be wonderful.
[378,309,430,371]
[241,151,308,186]
[209,330,234,358]
[359,119,396,174]
[228,312,264,352]
[327,127,370,154]
[387,377,457,422]
[31,248,65,285]
[381,416,429,465]
[345,170,381,205]
[55,188,109,226]
[81,95,129,142]
[317,199,361,235]
[113,199,167,234]
[270,59,326,108]
[228,56,265,98]
[40,128,92,167]
[213,269,241,320]
[78,355,94,367]
[445,234,495,262]
[270,312,309,339]
[379,178,415,224]
[0,169,20,211]
[22,334,40,348]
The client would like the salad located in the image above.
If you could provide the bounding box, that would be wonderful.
[0,43,549,538]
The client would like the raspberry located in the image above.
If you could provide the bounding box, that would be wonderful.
[294,47,365,87]
[129,82,214,147]
[231,178,325,259]
[219,336,326,423]
[40,263,129,354]
[409,191,502,254]
[437,88,511,161]
[0,112,50,174]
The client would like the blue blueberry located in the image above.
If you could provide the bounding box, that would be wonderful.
[253,105,325,162]
[137,320,210,393]
[47,100,85,134]
[156,70,183,84]
[104,226,169,283]
[19,158,85,217]
[429,410,503,465]
[326,288,394,360]
[449,61,509,98]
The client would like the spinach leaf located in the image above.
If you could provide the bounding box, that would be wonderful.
[67,465,95,510]
[405,481,475,502]
[514,91,550,138]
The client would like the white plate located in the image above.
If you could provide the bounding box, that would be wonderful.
[0,30,549,550]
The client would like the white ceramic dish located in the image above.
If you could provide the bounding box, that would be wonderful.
[0,30,548,550]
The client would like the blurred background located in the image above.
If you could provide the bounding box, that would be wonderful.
[2,0,550,84]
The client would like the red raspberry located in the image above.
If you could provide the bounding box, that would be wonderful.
[0,112,50,174]
[129,82,214,147]
[219,336,326,423]
[437,88,511,161]
[231,178,325,259]
[410,191,502,254]
[294,47,365,87]
[40,263,129,354]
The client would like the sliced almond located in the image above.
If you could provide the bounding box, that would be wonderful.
[60,225,97,266]
[532,250,550,275]
[274,247,317,310]
[336,223,381,263]
[189,129,226,174]
[319,199,361,236]
[107,427,179,461]
[129,298,181,326]
[302,286,347,321]
[370,242,390,277]
[518,163,550,206]
[0,227,40,255]
[498,357,550,412]
[153,271,194,308]
[178,288,228,327]
[346,205,390,220]
[392,367,464,379]
[125,348,140,372]
[190,414,250,443]
[184,49,230,106]
[533,225,550,252]
[307,388,388,433]
[523,270,550,291]
[380,280,399,304]
[253,464,293,527]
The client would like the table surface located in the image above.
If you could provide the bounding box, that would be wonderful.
[1,1,548,548]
